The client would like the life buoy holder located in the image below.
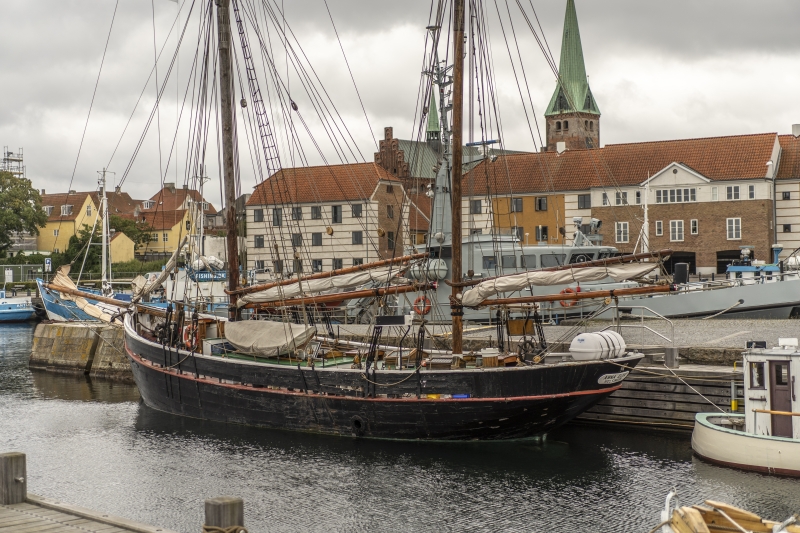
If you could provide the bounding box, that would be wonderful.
[183,324,198,351]
[413,295,432,315]
[559,287,579,308]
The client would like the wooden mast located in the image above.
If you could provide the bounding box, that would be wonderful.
[216,0,240,319]
[450,0,465,354]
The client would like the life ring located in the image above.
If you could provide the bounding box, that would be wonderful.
[413,295,432,315]
[559,287,579,308]
[182,324,198,350]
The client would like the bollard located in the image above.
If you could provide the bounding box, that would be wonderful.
[664,347,679,369]
[204,496,245,532]
[0,452,27,505]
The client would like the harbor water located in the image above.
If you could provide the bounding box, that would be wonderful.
[1,323,797,532]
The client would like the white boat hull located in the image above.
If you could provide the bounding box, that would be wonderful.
[692,412,800,476]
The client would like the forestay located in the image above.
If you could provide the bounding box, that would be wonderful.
[224,320,317,356]
[237,266,405,306]
[460,263,659,307]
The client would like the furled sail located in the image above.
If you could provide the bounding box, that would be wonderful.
[51,265,121,323]
[460,263,659,307]
[224,320,316,357]
[237,266,405,307]
[130,235,189,302]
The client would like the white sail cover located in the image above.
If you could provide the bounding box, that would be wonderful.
[237,266,404,307]
[131,235,189,301]
[51,265,122,323]
[224,320,316,356]
[460,263,659,307]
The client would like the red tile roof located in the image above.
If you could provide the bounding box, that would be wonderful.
[465,133,779,195]
[247,162,401,206]
[40,192,95,222]
[144,185,217,214]
[139,210,187,230]
[777,135,800,180]
[90,190,142,217]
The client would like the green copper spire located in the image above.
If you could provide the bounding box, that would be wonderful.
[545,0,600,117]
[427,90,440,139]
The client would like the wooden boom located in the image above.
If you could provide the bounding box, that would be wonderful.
[447,249,673,288]
[474,283,676,307]
[243,283,432,309]
[226,252,429,296]
[43,283,167,318]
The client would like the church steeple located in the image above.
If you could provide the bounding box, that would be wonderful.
[426,90,440,142]
[545,0,600,151]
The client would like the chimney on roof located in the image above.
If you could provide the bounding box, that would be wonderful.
[115,185,120,193]
[793,124,800,138]
[41,189,45,194]
[556,141,567,155]
[183,184,188,191]
[69,189,76,194]
[165,182,176,193]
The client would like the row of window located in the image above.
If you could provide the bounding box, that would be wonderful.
[614,218,742,243]
[254,258,364,274]
[603,185,757,206]
[253,231,396,249]
[253,204,395,226]
[553,120,595,132]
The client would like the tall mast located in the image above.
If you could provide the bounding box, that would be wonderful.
[99,168,111,296]
[450,0,465,354]
[216,0,240,318]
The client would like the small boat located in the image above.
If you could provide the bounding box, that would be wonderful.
[656,492,799,533]
[0,288,36,323]
[691,338,800,476]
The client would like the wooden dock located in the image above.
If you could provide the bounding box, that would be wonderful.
[575,363,743,430]
[1,452,254,533]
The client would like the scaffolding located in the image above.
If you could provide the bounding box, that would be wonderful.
[1,146,25,179]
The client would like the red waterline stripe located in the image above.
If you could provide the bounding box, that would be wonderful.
[126,345,623,403]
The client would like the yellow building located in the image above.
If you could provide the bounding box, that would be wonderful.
[492,194,567,245]
[37,193,99,253]
[109,232,135,263]
[137,210,192,256]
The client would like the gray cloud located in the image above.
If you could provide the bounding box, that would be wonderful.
[1,0,799,207]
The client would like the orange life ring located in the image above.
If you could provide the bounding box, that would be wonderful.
[413,295,432,315]
[559,287,579,308]
[182,325,198,350]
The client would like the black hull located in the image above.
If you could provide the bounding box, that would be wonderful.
[124,317,641,440]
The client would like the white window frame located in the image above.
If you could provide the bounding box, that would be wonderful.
[53,229,59,237]
[711,187,718,201]
[61,205,73,216]
[615,191,628,206]
[635,191,642,205]
[86,205,92,216]
[602,193,609,206]
[615,221,629,243]
[655,221,663,236]
[727,218,741,240]
[726,185,740,200]
[748,185,755,199]
[163,233,169,242]
[670,220,684,242]
[690,219,698,235]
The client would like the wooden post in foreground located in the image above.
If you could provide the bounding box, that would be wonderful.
[204,496,244,532]
[0,452,27,505]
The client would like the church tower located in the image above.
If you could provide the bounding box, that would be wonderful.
[545,0,600,151]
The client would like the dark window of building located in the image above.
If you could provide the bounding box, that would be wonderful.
[312,259,323,272]
[556,121,562,131]
[784,224,792,233]
[311,232,323,246]
[511,198,523,212]
[386,184,394,193]
[291,233,302,247]
[291,207,303,220]
[352,204,362,218]
[353,258,363,266]
[563,120,569,130]
[511,226,524,240]
[254,209,264,222]
[536,226,548,241]
[501,255,516,268]
[387,205,394,219]
[254,235,264,248]
[333,258,343,270]
[535,197,547,211]
[589,121,594,131]
[748,185,755,199]
[783,191,791,201]
[352,231,363,245]
[272,208,282,227]
[726,185,740,200]
[470,199,482,214]
[577,194,591,209]
[311,206,322,219]
[482,255,497,269]
[273,259,283,275]
[387,231,395,249]
[254,260,265,270]
[332,205,342,223]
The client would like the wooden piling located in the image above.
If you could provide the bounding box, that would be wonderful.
[204,496,244,531]
[0,452,26,505]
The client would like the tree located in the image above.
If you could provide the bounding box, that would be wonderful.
[109,214,152,250]
[0,171,48,253]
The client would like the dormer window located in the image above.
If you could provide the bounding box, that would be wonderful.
[44,206,53,216]
[61,205,73,216]
[202,202,209,211]
[142,200,155,209]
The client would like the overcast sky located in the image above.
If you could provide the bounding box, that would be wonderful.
[1,0,799,208]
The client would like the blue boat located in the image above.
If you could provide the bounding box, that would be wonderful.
[35,279,119,322]
[0,289,36,322]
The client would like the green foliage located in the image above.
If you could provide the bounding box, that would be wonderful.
[108,258,167,275]
[109,215,152,250]
[63,224,102,272]
[0,171,48,253]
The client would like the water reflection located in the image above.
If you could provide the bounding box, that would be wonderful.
[1,323,798,532]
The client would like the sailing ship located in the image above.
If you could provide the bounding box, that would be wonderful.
[655,493,799,533]
[41,0,681,439]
